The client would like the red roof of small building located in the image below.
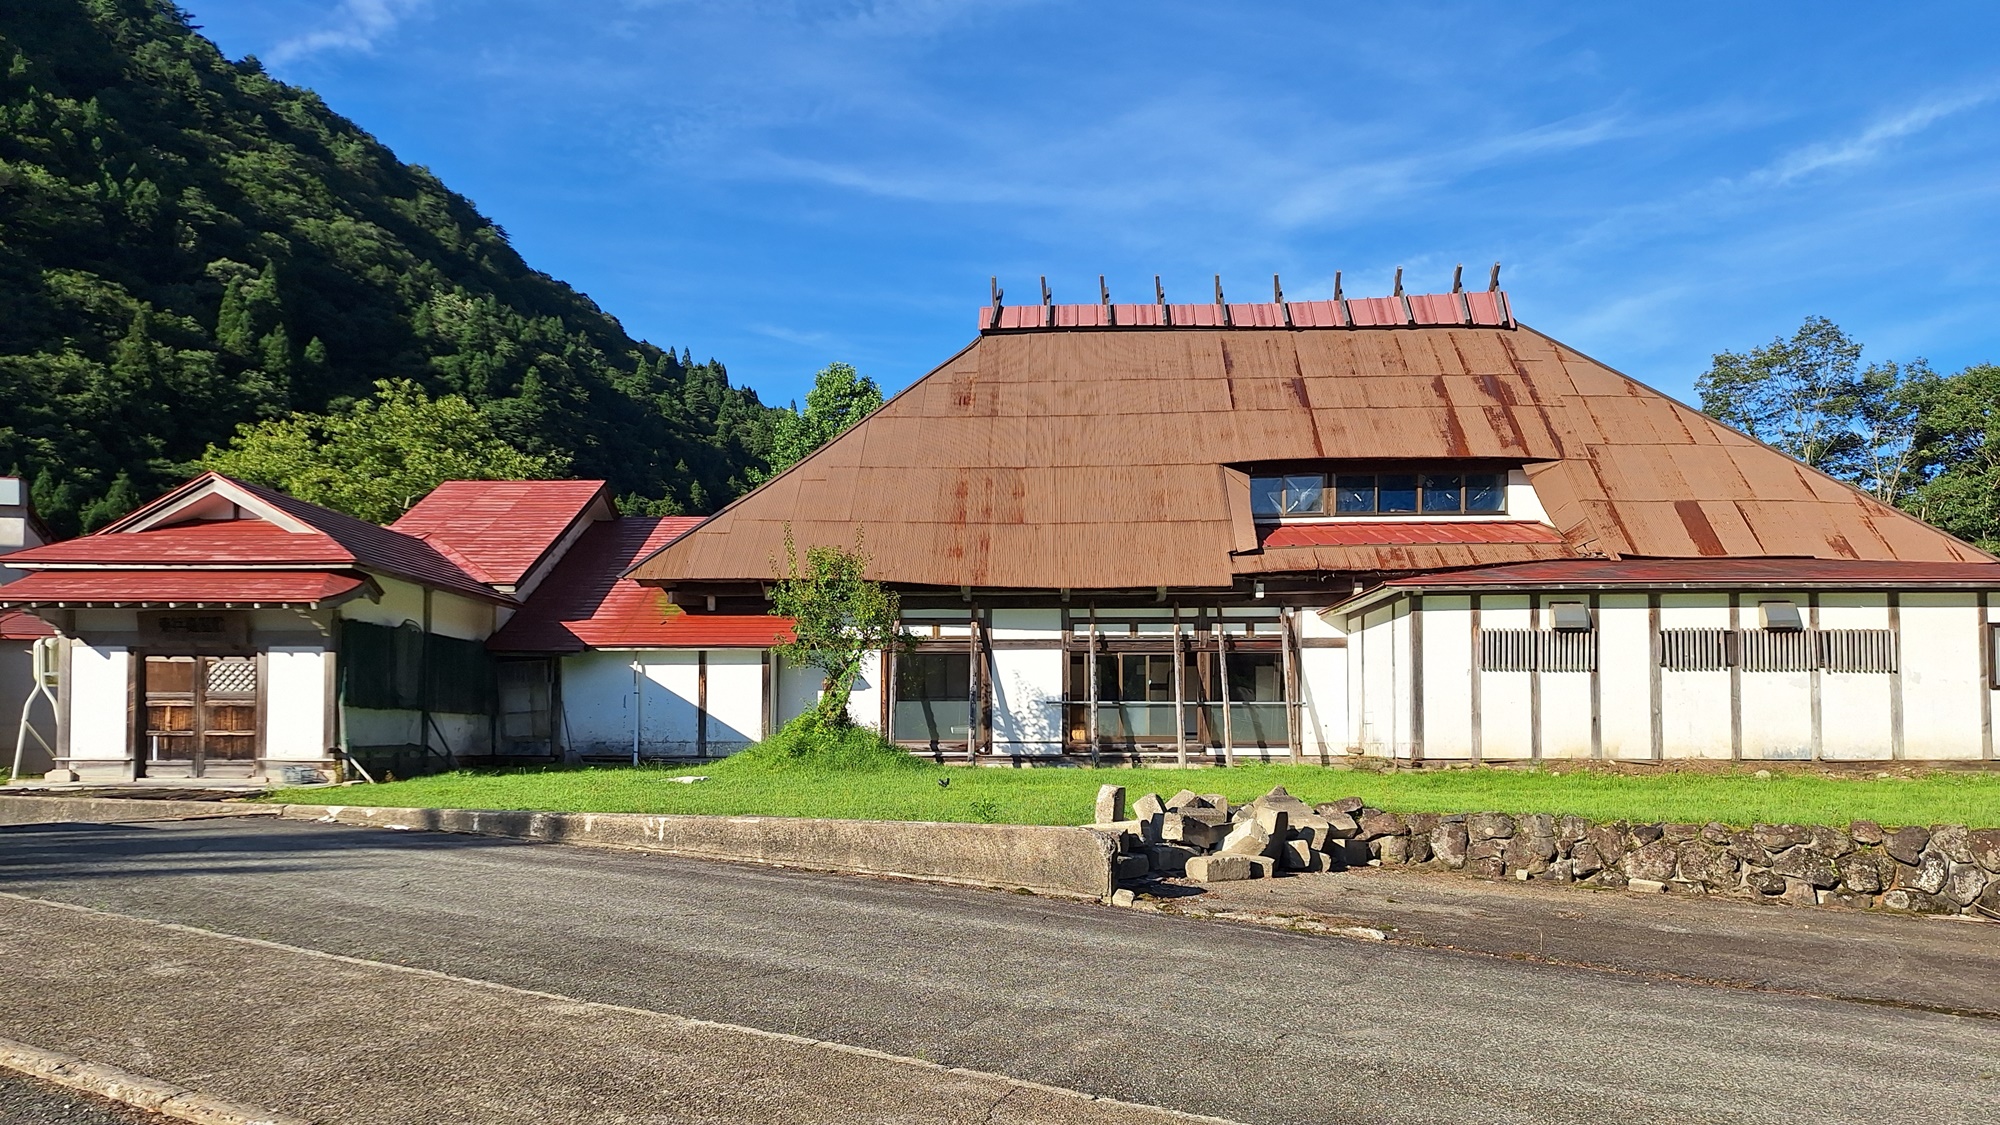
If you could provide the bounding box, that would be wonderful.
[8,474,511,604]
[0,608,55,640]
[489,517,795,652]
[391,480,610,587]
[0,570,369,607]
[1258,520,1565,549]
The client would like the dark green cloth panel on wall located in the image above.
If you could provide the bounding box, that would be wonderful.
[340,620,492,714]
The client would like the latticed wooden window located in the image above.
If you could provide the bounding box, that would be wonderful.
[1480,630,1596,672]
[1659,628,1731,671]
[1816,630,1897,674]
[1739,629,1816,672]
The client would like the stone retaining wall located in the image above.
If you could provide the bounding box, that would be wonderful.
[1357,806,1999,917]
[279,804,1118,900]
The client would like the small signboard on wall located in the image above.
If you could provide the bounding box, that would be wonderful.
[138,611,250,652]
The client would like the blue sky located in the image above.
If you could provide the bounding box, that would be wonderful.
[183,1,2000,408]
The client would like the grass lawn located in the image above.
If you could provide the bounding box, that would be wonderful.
[268,762,2000,829]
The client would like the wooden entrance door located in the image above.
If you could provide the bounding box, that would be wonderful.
[143,655,260,778]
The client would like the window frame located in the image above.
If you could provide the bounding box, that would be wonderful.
[1248,468,1510,520]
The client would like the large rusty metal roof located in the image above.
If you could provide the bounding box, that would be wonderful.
[630,290,1990,591]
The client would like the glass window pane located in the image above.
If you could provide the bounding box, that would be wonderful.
[1282,474,1324,514]
[1378,473,1418,512]
[1095,654,1120,701]
[1465,473,1505,511]
[1250,476,1284,516]
[1421,474,1462,512]
[897,653,969,700]
[1334,475,1375,512]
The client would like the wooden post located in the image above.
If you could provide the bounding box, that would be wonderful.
[967,608,980,760]
[1086,606,1100,767]
[1172,610,1187,768]
[696,650,709,759]
[1282,607,1302,764]
[1217,623,1235,767]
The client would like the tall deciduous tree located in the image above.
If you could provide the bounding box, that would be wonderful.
[201,378,564,523]
[763,363,883,478]
[768,527,910,730]
[1905,363,2000,552]
[1696,316,1864,471]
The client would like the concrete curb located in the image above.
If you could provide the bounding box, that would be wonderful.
[0,795,279,826]
[277,803,1120,899]
[0,1034,312,1125]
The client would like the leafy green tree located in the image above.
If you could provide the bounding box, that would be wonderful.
[1695,317,1938,504]
[1905,363,2000,551]
[201,378,564,523]
[768,527,911,730]
[764,363,883,477]
[1696,316,1864,472]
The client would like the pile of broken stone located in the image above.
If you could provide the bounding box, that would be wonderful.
[1089,783,2000,918]
[1090,784,1379,884]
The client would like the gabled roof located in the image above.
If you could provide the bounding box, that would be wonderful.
[5,473,508,603]
[631,289,1988,592]
[391,480,612,589]
[490,516,794,652]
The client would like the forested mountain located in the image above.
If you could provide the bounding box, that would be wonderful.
[0,0,779,536]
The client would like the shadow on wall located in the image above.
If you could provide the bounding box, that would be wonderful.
[563,661,763,760]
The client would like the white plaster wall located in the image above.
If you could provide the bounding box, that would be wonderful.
[341,578,424,631]
[67,643,128,760]
[1418,597,1473,759]
[989,609,1060,640]
[637,653,702,752]
[775,655,823,729]
[560,650,644,754]
[1900,593,1983,759]
[846,650,884,730]
[344,708,419,748]
[264,648,327,760]
[432,712,489,757]
[1816,594,1892,759]
[1737,591,1812,760]
[1658,595,1732,759]
[1476,595,1531,760]
[706,651,766,750]
[1353,604,1415,758]
[991,647,1062,755]
[1598,595,1652,759]
[340,579,494,641]
[1539,667,1594,758]
[1296,645,1345,757]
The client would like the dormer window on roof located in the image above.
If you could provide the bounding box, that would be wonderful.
[1251,471,1506,520]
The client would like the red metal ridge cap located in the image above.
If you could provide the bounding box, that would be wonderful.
[979,290,1512,332]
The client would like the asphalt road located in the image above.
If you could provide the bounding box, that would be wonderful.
[0,1073,163,1124]
[2,817,1997,1125]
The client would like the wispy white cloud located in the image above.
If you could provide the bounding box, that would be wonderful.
[268,0,430,64]
[1748,85,2000,186]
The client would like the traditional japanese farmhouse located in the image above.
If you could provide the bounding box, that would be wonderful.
[626,280,2000,765]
